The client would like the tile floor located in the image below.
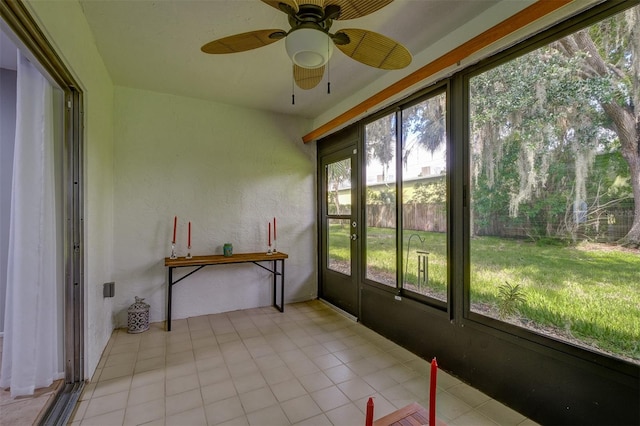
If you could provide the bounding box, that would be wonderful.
[69,300,538,425]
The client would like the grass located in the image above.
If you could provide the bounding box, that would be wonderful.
[328,224,640,362]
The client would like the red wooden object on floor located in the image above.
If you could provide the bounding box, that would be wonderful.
[369,357,445,426]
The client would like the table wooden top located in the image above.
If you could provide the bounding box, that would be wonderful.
[372,402,446,426]
[164,252,288,267]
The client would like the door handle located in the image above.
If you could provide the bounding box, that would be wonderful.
[351,234,358,241]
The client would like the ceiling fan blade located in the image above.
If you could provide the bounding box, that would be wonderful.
[334,28,411,70]
[201,29,286,54]
[324,0,393,20]
[294,64,325,89]
[260,0,299,14]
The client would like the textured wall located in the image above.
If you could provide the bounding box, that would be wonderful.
[112,87,317,326]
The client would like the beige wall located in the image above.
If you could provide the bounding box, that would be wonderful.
[112,87,317,326]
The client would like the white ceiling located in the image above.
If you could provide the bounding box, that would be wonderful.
[78,0,522,120]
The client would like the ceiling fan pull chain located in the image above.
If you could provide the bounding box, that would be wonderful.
[291,71,295,105]
[327,36,331,94]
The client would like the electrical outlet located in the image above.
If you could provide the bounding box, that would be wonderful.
[103,282,115,298]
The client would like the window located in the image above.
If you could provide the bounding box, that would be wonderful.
[401,93,448,301]
[365,113,397,287]
[468,5,640,363]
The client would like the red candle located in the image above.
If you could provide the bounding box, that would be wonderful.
[273,217,277,241]
[429,357,438,426]
[365,397,374,426]
[188,221,191,247]
[172,216,177,244]
[268,222,271,246]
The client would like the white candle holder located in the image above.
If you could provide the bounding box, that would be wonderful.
[186,246,192,259]
[267,245,273,255]
[272,240,277,253]
[170,243,177,259]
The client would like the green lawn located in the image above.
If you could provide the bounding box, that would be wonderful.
[328,224,640,362]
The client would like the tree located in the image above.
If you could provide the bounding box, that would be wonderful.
[469,4,638,245]
[555,5,640,246]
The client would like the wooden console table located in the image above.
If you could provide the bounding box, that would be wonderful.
[164,252,288,331]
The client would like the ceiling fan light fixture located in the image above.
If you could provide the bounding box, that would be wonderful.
[285,28,333,69]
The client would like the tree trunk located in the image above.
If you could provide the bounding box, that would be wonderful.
[559,25,640,246]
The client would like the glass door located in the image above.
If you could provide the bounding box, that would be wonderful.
[319,146,359,317]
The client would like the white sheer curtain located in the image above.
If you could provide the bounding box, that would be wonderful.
[0,51,62,397]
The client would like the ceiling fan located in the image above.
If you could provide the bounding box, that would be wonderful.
[201,0,412,90]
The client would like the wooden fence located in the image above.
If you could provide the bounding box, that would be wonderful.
[367,203,633,241]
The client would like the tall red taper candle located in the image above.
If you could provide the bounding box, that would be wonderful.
[365,397,374,426]
[188,221,191,247]
[172,216,177,244]
[273,217,276,240]
[429,357,438,426]
[268,222,271,246]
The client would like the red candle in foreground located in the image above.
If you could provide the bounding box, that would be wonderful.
[429,357,438,426]
[268,222,271,246]
[274,217,277,240]
[188,221,191,247]
[365,397,374,426]
[172,216,177,244]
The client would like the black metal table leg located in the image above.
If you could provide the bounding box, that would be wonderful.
[167,267,173,331]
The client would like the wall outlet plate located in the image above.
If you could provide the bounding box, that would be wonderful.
[103,282,115,298]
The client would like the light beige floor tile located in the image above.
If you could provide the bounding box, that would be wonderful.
[323,364,358,384]
[232,372,267,394]
[361,369,399,392]
[80,408,125,426]
[105,351,138,367]
[99,363,135,381]
[311,353,342,370]
[198,365,232,387]
[138,346,166,361]
[227,359,259,378]
[337,377,376,401]
[131,368,166,388]
[58,301,537,426]
[123,398,165,425]
[201,379,237,405]
[165,361,197,380]
[262,365,295,386]
[292,413,333,425]
[165,388,203,417]
[270,378,308,402]
[84,390,129,419]
[254,354,285,371]
[246,403,291,426]
[166,405,207,426]
[92,376,132,398]
[448,409,499,426]
[127,381,165,406]
[324,401,364,426]
[297,371,334,393]
[288,358,320,377]
[310,385,350,412]
[239,387,278,413]
[435,390,474,421]
[216,414,249,426]
[280,395,322,424]
[204,396,244,425]
[166,372,200,396]
[135,355,166,374]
